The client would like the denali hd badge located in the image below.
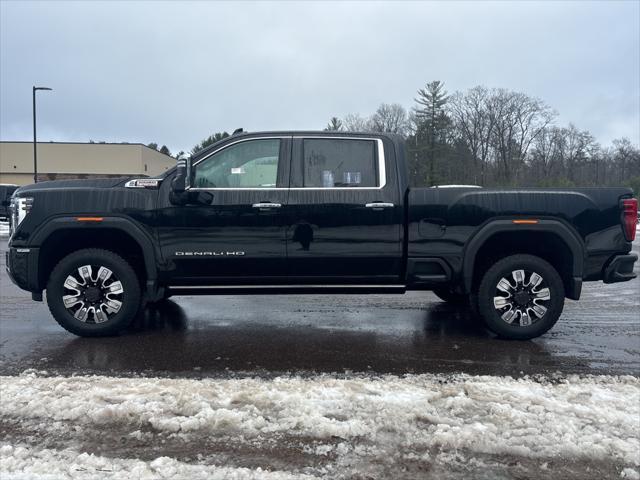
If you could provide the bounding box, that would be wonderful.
[174,251,245,256]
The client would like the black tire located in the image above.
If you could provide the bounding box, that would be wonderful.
[46,249,141,337]
[477,254,564,340]
[433,288,468,305]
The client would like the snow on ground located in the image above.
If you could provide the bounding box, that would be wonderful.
[1,371,638,479]
[0,445,313,480]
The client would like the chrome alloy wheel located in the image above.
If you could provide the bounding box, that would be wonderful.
[62,265,123,323]
[492,269,551,327]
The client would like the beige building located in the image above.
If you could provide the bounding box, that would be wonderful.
[0,141,176,186]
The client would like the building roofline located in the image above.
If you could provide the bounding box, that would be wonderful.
[0,140,174,158]
[1,140,146,146]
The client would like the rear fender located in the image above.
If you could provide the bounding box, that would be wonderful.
[462,219,585,299]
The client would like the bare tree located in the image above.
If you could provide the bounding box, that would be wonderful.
[557,125,596,184]
[529,126,559,181]
[449,86,494,184]
[369,103,409,136]
[342,113,373,132]
[487,89,555,182]
[612,137,640,183]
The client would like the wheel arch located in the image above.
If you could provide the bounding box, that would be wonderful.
[462,219,584,300]
[31,217,158,295]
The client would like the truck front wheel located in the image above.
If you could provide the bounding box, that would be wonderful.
[477,254,565,340]
[46,249,141,337]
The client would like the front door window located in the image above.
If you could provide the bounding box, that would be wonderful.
[193,139,281,188]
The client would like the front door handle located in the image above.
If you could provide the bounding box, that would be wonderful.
[365,202,394,210]
[252,202,282,210]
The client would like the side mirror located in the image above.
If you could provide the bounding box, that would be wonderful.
[169,154,213,206]
[169,155,189,205]
[171,156,189,194]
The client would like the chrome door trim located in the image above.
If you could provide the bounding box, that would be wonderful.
[191,136,286,168]
[292,136,386,190]
[187,136,386,191]
[188,136,287,190]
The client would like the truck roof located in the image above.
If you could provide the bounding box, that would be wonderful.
[193,130,405,161]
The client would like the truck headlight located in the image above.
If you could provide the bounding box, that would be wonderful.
[10,197,34,234]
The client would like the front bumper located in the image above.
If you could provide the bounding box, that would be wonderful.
[5,246,40,293]
[603,253,638,284]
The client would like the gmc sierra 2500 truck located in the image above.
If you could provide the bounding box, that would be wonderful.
[6,131,638,339]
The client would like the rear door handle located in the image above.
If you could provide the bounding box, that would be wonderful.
[365,202,394,210]
[252,202,282,210]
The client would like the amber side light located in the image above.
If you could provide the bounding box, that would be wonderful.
[512,219,539,224]
[76,217,104,222]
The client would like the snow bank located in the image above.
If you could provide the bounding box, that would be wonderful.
[1,371,638,478]
[0,445,315,480]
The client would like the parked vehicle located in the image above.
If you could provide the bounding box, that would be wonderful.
[0,184,18,221]
[5,131,638,339]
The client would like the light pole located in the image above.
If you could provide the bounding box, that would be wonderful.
[32,86,52,183]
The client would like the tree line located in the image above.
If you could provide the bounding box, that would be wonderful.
[325,82,640,191]
[180,81,639,192]
[147,132,231,159]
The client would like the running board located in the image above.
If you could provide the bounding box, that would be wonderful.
[167,284,407,295]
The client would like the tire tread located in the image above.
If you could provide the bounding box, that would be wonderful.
[477,254,565,340]
[46,248,141,337]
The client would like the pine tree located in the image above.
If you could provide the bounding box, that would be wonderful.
[413,81,450,185]
[324,117,343,131]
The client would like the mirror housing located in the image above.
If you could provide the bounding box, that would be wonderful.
[169,154,213,206]
[169,154,190,205]
[171,155,189,194]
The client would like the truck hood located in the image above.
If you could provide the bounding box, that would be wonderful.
[15,177,135,195]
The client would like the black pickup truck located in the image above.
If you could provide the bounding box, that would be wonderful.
[6,131,638,339]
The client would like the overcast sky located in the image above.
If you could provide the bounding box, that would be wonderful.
[1,1,638,154]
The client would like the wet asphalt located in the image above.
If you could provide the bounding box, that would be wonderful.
[1,238,639,378]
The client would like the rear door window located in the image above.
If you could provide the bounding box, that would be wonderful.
[302,139,378,188]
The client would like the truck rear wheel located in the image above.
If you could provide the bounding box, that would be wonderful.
[477,254,565,340]
[46,249,141,337]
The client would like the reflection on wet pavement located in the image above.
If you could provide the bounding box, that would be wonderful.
[1,239,638,377]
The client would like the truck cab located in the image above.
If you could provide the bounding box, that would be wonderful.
[160,132,405,288]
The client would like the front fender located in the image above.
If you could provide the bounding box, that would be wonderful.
[29,216,159,287]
